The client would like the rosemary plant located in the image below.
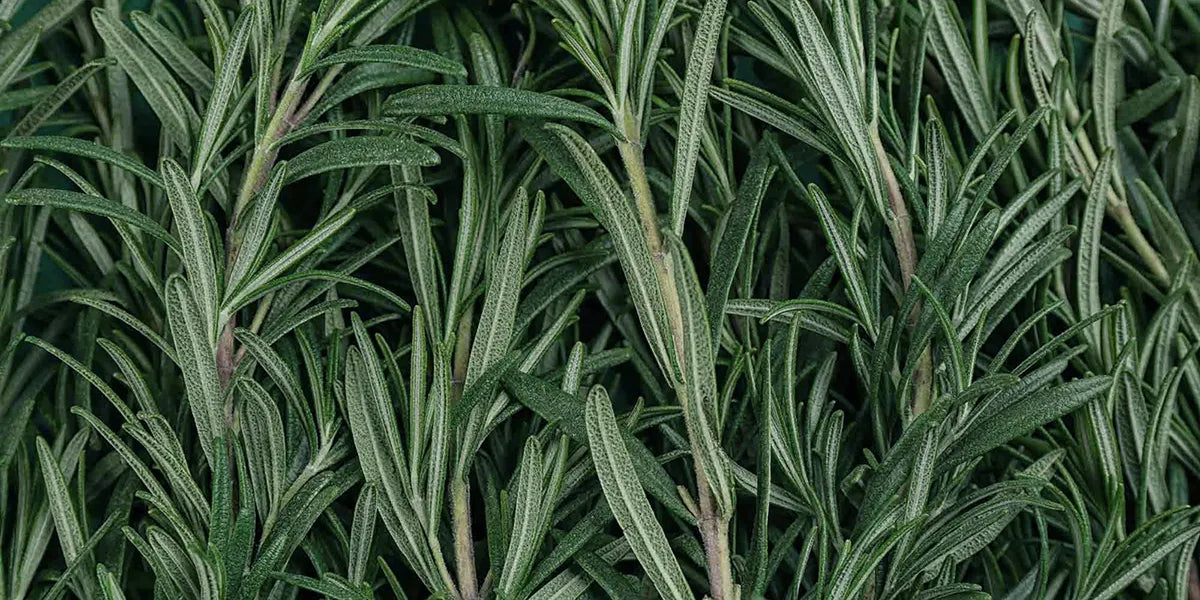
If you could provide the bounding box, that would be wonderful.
[0,0,1198,597]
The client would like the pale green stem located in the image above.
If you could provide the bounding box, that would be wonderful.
[293,64,343,125]
[873,131,918,290]
[231,293,275,366]
[217,76,311,394]
[1064,92,1171,286]
[617,110,735,600]
[450,478,478,600]
[231,77,309,222]
[450,306,479,600]
[872,128,931,415]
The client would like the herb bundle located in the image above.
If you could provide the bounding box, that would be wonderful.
[1,0,1199,597]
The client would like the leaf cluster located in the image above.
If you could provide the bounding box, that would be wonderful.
[0,0,1199,598]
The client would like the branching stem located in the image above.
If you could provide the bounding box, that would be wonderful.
[217,75,313,394]
[617,112,735,600]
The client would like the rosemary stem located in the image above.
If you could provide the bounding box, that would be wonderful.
[873,128,931,414]
[450,306,478,600]
[450,477,478,600]
[217,75,312,393]
[618,111,735,600]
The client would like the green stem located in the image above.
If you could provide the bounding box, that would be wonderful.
[617,139,663,260]
[873,130,918,290]
[1063,91,1170,287]
[450,478,478,600]
[1110,195,1169,285]
[873,129,930,415]
[232,77,309,222]
[617,113,735,600]
[217,76,310,394]
[696,468,734,600]
[450,306,478,600]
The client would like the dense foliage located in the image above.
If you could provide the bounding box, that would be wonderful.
[1,0,1199,597]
